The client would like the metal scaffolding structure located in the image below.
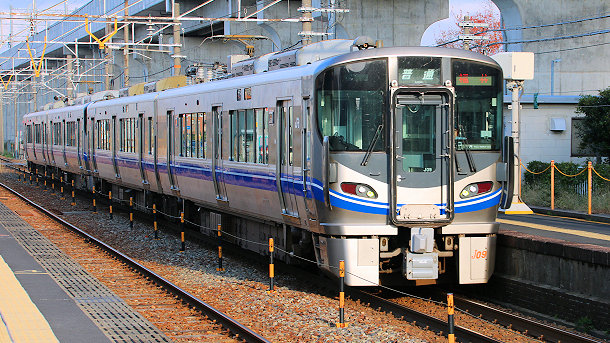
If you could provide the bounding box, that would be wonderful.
[0,0,348,154]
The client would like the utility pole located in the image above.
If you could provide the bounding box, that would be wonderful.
[0,89,4,154]
[123,0,130,87]
[105,23,112,90]
[458,16,488,52]
[492,52,535,215]
[67,55,74,100]
[301,0,312,45]
[173,2,182,76]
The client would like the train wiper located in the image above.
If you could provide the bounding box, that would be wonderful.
[361,124,383,166]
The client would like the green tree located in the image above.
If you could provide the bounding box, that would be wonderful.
[576,87,610,163]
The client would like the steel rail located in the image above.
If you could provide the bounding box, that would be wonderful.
[353,289,501,343]
[452,294,605,343]
[0,178,271,343]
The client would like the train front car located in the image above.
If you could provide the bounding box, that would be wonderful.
[310,47,506,286]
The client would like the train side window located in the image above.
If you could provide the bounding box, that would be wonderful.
[147,118,153,155]
[230,110,237,161]
[119,119,124,151]
[189,113,196,158]
[238,110,246,162]
[186,113,193,157]
[288,106,293,166]
[178,114,184,157]
[197,113,205,159]
[245,109,255,163]
[255,109,265,164]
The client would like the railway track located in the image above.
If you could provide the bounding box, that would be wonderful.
[2,160,605,343]
[0,176,270,343]
[353,287,605,343]
[353,289,501,343]
[450,294,605,343]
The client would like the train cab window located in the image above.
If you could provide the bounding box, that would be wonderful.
[452,59,503,151]
[316,59,387,151]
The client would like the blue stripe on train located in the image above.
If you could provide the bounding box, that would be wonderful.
[94,157,500,215]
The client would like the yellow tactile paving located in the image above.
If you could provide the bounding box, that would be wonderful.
[0,255,59,343]
[498,218,610,241]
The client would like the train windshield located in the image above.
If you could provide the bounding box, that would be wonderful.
[316,59,387,151]
[453,59,503,151]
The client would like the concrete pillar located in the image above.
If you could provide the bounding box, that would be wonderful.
[67,55,74,100]
[302,0,312,46]
[173,2,182,76]
[0,90,4,154]
[105,23,112,90]
[123,0,130,87]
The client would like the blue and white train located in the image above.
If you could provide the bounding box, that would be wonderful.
[23,38,513,286]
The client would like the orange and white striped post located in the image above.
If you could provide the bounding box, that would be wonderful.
[267,237,276,294]
[153,203,159,239]
[216,224,224,271]
[448,293,455,343]
[179,211,185,252]
[71,180,75,206]
[108,191,113,219]
[92,186,97,213]
[129,197,134,228]
[587,161,593,214]
[335,260,348,328]
[550,160,555,210]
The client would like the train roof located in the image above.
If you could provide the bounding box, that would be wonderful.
[23,42,501,121]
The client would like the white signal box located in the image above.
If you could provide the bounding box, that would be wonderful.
[491,52,534,80]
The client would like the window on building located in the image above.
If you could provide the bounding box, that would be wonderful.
[571,118,595,157]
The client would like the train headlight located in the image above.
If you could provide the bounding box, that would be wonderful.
[341,182,378,199]
[459,181,493,199]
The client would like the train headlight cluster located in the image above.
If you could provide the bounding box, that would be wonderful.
[459,181,493,198]
[341,182,378,199]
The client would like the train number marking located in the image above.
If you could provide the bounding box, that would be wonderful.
[471,249,487,260]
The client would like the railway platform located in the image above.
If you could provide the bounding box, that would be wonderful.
[491,207,610,331]
[498,207,610,248]
[0,200,169,343]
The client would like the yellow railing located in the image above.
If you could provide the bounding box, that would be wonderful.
[521,160,610,214]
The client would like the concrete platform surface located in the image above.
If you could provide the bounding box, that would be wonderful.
[0,200,170,343]
[498,211,610,248]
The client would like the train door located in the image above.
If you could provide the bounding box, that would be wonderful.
[167,110,178,191]
[391,91,454,225]
[89,116,97,172]
[276,100,299,218]
[62,120,67,166]
[212,106,227,202]
[112,116,120,178]
[77,119,82,169]
[302,98,316,221]
[138,113,147,184]
[42,122,48,162]
[49,121,56,165]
